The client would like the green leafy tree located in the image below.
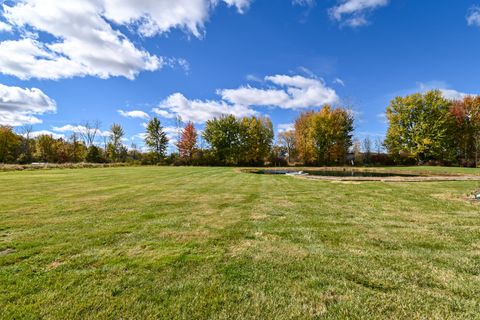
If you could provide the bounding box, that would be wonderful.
[86,145,104,163]
[107,123,125,162]
[144,117,169,164]
[239,116,274,165]
[203,115,241,165]
[385,90,456,164]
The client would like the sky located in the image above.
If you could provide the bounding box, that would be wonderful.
[0,0,480,149]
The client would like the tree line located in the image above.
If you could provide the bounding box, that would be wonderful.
[0,105,355,166]
[1,91,479,167]
[385,90,480,167]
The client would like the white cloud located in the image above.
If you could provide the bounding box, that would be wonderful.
[245,74,262,82]
[118,110,150,119]
[467,6,480,27]
[132,133,147,141]
[0,1,161,80]
[133,125,178,146]
[417,82,478,100]
[439,89,475,100]
[0,83,56,126]
[28,130,65,139]
[153,74,338,124]
[292,0,316,7]
[222,0,252,13]
[0,21,12,32]
[278,123,294,133]
[163,126,180,141]
[152,109,176,119]
[377,112,387,124]
[220,75,339,109]
[52,124,111,137]
[0,0,251,80]
[154,93,257,124]
[334,78,345,86]
[329,0,389,27]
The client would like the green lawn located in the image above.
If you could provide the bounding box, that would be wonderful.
[1,167,479,319]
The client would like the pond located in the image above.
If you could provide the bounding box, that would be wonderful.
[258,169,420,178]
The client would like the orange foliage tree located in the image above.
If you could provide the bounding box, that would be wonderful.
[177,122,198,162]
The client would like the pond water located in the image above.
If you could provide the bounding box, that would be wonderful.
[259,170,419,178]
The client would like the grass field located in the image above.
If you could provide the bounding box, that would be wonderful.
[1,167,479,319]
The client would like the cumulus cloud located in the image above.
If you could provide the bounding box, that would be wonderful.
[153,93,258,124]
[0,0,251,80]
[118,110,150,119]
[0,21,12,32]
[439,89,476,100]
[329,0,389,27]
[278,123,295,133]
[0,83,56,126]
[467,6,480,27]
[153,74,338,124]
[222,0,252,13]
[417,82,478,100]
[133,125,178,146]
[220,75,339,109]
[52,124,111,137]
[28,130,65,139]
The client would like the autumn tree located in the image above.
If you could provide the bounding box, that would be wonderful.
[294,106,354,165]
[176,122,198,163]
[144,117,169,163]
[0,126,21,163]
[68,133,86,163]
[385,90,456,164]
[35,134,58,163]
[294,111,315,164]
[450,96,480,167]
[239,116,274,165]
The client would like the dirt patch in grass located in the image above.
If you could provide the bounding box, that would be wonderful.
[229,232,308,260]
[47,260,64,270]
[0,248,16,255]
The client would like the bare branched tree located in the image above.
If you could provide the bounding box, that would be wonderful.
[278,130,296,164]
[362,136,372,164]
[80,120,101,147]
[374,136,384,155]
[19,125,33,163]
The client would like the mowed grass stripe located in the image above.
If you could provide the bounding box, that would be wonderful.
[0,167,479,319]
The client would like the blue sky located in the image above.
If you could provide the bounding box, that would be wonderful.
[1,0,479,149]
